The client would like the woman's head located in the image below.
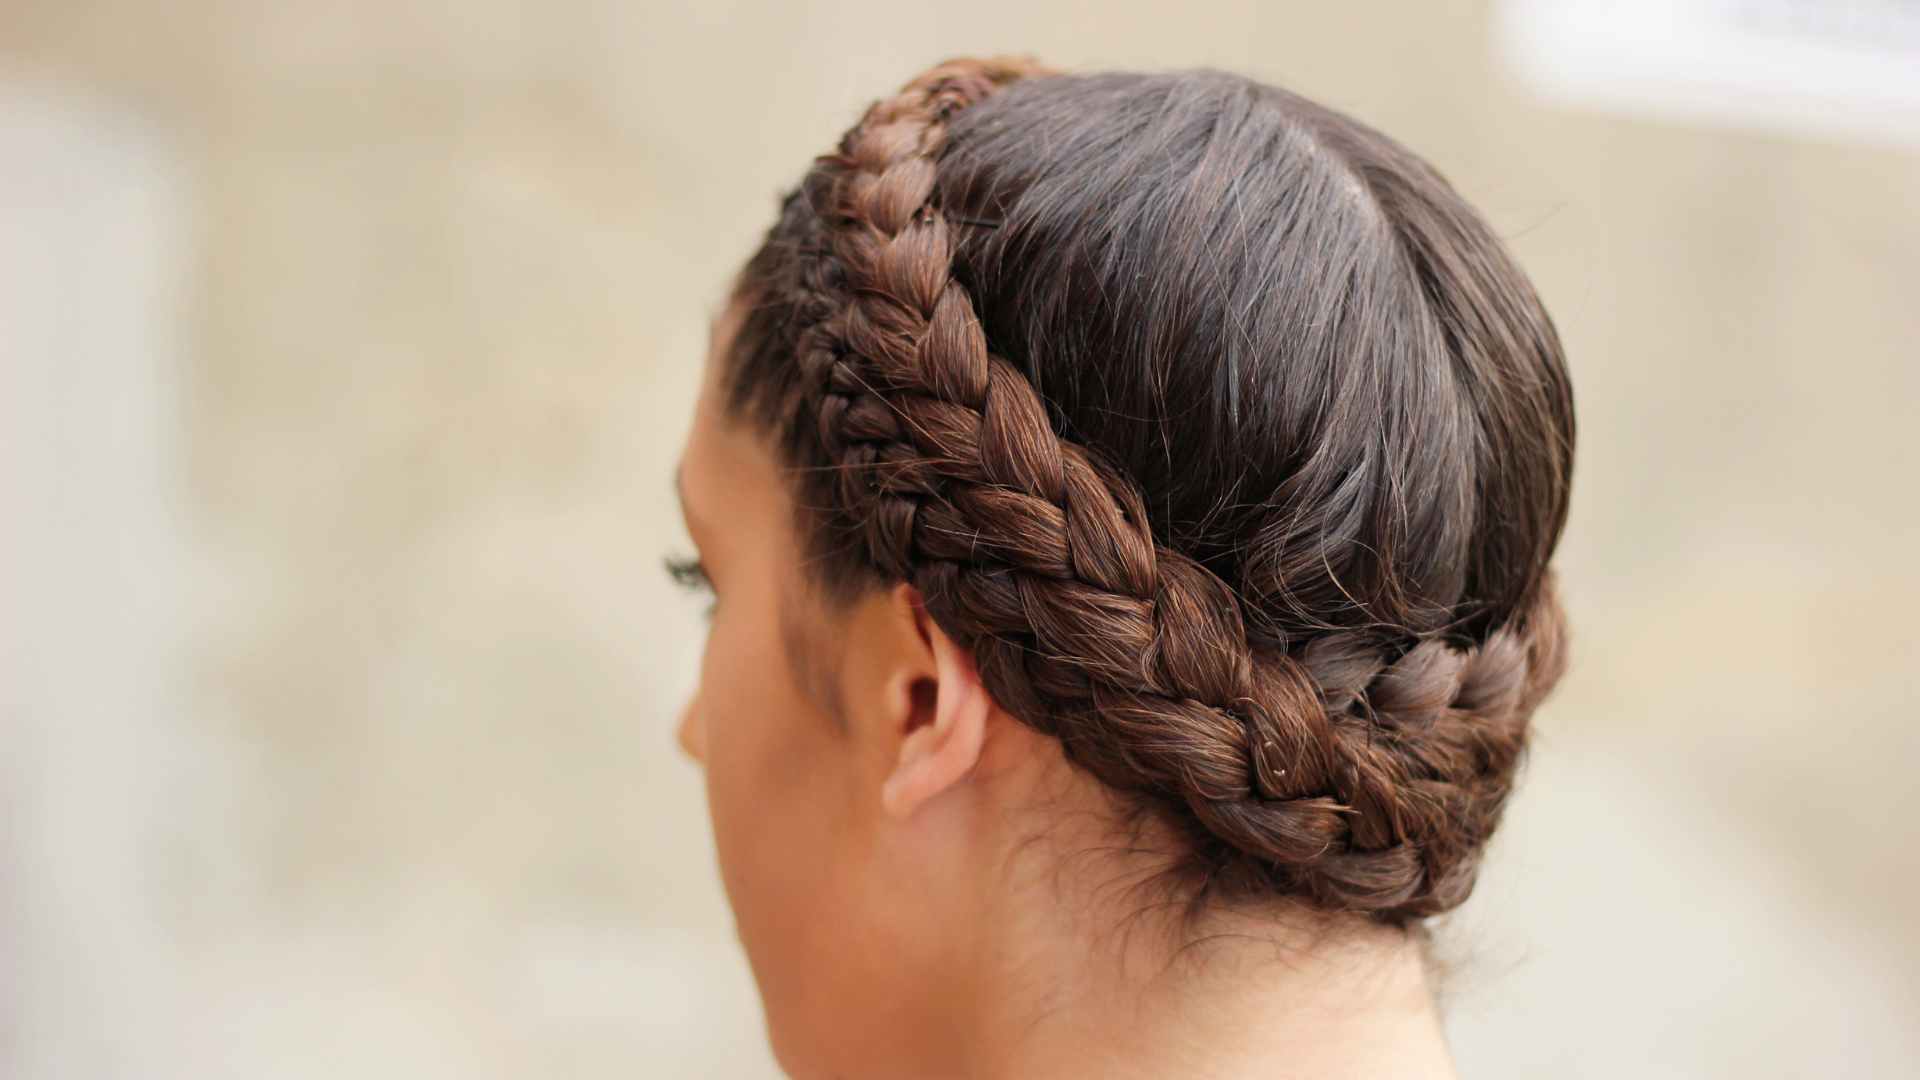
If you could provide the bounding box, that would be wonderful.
[673,56,1573,1074]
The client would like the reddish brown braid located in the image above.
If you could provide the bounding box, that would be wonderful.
[783,56,1569,921]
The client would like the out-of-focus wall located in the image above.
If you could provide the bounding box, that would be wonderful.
[3,3,1914,1077]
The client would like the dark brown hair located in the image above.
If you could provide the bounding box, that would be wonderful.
[717,56,1573,924]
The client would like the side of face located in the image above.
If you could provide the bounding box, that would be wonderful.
[672,305,997,1076]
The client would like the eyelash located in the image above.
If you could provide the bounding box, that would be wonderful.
[663,552,717,619]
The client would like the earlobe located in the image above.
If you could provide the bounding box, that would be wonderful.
[879,604,989,818]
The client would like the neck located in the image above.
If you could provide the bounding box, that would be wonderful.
[952,747,1458,1080]
[974,913,1453,1079]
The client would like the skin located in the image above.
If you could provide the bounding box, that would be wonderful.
[671,297,1460,1079]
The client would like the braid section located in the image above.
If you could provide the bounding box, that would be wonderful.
[788,57,1569,921]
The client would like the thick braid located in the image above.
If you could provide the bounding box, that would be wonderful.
[795,57,1569,921]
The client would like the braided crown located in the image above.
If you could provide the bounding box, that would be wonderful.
[789,56,1570,921]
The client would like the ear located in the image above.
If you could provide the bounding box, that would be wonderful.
[878,588,990,819]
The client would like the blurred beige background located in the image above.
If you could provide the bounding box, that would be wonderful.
[3,2,1916,1077]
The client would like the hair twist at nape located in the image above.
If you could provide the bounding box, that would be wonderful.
[787,56,1571,923]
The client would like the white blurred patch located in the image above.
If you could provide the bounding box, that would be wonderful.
[1496,0,1920,146]
[0,81,194,1078]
